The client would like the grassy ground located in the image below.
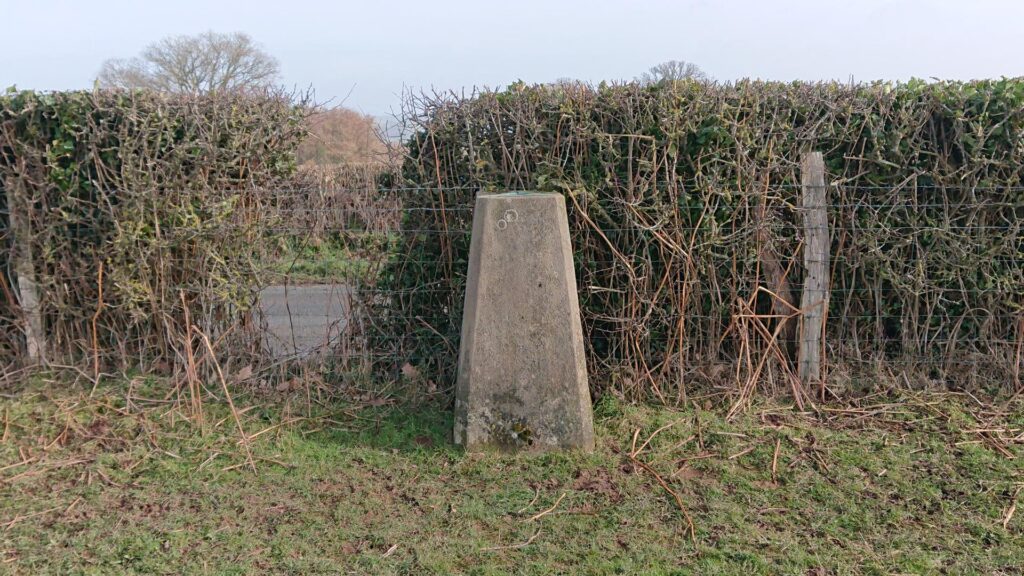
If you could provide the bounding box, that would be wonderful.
[1,376,1022,575]
[267,235,382,284]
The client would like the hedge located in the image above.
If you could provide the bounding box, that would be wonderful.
[0,89,305,371]
[380,79,1024,402]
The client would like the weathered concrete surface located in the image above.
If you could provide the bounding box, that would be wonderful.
[259,284,350,358]
[455,192,594,452]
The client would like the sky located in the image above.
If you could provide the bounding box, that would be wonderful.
[3,0,1024,117]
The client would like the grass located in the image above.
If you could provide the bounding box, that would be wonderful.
[1,375,1022,575]
[267,235,386,284]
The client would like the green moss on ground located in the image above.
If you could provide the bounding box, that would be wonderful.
[1,378,1021,575]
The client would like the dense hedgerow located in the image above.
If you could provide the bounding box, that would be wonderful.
[379,79,1024,401]
[0,89,306,370]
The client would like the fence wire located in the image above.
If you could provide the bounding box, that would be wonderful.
[1,182,1021,400]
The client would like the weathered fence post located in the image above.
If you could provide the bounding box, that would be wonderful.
[455,192,594,452]
[7,179,46,363]
[798,152,828,393]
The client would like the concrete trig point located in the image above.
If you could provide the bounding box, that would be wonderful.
[454,192,595,451]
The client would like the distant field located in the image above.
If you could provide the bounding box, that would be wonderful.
[267,236,378,285]
[1,377,1022,575]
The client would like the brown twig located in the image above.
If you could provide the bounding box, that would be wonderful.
[195,328,256,473]
[481,529,542,551]
[771,438,781,484]
[525,492,567,522]
[629,455,697,545]
[1003,486,1021,530]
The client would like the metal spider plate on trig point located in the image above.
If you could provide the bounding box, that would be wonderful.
[454,191,594,452]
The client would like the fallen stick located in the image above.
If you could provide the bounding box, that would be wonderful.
[2,504,64,531]
[195,329,256,474]
[0,457,36,474]
[525,492,567,522]
[482,529,542,551]
[771,438,781,484]
[630,455,697,545]
[516,486,541,515]
[2,458,93,484]
[631,418,685,458]
[1004,487,1021,530]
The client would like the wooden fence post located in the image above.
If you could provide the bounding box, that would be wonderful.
[798,152,828,392]
[7,179,46,363]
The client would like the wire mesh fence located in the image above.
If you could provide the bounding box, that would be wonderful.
[2,176,1022,403]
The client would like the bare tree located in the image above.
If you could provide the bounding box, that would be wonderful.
[97,32,280,94]
[297,108,388,166]
[637,60,708,85]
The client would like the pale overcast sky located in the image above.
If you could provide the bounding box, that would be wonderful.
[3,0,1023,116]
